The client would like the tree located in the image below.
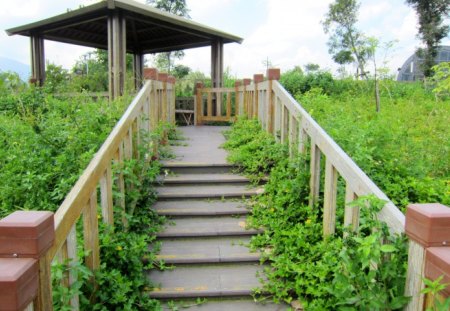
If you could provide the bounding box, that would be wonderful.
[405,0,450,77]
[147,0,190,73]
[322,0,369,78]
[304,63,320,73]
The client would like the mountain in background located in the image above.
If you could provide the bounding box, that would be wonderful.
[0,57,30,81]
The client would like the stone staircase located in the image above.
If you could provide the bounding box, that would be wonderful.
[147,126,285,310]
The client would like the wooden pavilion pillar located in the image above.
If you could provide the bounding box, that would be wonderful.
[211,38,223,88]
[133,52,144,91]
[108,11,127,100]
[30,35,45,86]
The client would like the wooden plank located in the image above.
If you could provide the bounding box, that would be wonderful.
[116,143,126,227]
[83,190,100,272]
[323,159,338,237]
[344,185,359,232]
[66,225,79,310]
[198,116,233,122]
[162,82,168,122]
[35,253,53,311]
[226,92,232,118]
[124,127,133,160]
[100,165,114,227]
[254,84,259,118]
[309,141,321,207]
[133,117,140,160]
[216,92,222,117]
[207,92,213,117]
[405,240,426,310]
[288,115,297,158]
[268,80,274,133]
[201,87,235,93]
[281,105,289,145]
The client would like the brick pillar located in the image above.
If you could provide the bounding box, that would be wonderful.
[405,203,450,310]
[0,211,55,311]
[143,68,159,81]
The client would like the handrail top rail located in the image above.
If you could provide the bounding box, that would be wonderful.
[49,80,161,259]
[233,79,405,233]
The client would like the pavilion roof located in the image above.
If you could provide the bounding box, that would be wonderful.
[6,0,243,54]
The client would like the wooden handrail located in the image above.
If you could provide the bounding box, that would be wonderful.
[0,78,175,311]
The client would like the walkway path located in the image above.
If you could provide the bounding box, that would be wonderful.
[148,126,286,310]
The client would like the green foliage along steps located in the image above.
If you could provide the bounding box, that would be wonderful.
[224,117,409,310]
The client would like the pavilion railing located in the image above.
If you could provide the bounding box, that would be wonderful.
[0,74,175,311]
[195,69,450,309]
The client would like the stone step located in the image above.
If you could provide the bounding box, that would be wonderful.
[147,263,264,299]
[161,162,235,174]
[156,236,259,264]
[161,298,287,311]
[153,200,249,216]
[157,216,259,238]
[157,173,250,186]
[156,185,263,200]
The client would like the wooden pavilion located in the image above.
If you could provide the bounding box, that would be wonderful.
[6,0,243,99]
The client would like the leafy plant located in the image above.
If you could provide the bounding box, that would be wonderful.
[224,118,410,310]
[422,276,450,311]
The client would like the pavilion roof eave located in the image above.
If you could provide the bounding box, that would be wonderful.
[5,0,243,54]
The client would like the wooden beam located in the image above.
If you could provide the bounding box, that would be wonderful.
[108,12,127,100]
[30,35,45,86]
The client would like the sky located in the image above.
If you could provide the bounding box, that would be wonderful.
[0,0,449,79]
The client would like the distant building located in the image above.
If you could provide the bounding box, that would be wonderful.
[397,46,450,81]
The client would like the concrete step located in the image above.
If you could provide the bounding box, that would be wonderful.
[153,200,249,216]
[156,185,263,200]
[157,216,260,238]
[156,236,259,264]
[157,173,250,186]
[161,162,235,174]
[161,298,288,311]
[147,263,264,299]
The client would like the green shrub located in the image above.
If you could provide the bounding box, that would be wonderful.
[224,118,409,309]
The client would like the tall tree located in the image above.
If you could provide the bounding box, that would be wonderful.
[146,0,190,73]
[405,0,450,77]
[322,0,369,78]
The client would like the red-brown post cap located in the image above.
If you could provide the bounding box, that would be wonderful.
[0,258,38,311]
[267,68,281,80]
[253,74,264,83]
[0,211,54,259]
[243,78,251,86]
[167,76,176,84]
[405,203,450,247]
[158,73,169,82]
[143,68,158,80]
[425,247,450,297]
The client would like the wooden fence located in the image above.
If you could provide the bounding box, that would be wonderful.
[0,77,174,311]
[193,69,449,309]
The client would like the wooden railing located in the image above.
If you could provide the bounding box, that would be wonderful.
[0,75,175,311]
[195,69,449,309]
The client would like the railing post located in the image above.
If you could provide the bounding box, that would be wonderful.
[405,203,450,310]
[266,68,280,134]
[143,68,159,131]
[195,82,204,125]
[243,79,251,117]
[234,81,241,118]
[0,211,55,311]
[168,76,176,124]
[253,74,264,119]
